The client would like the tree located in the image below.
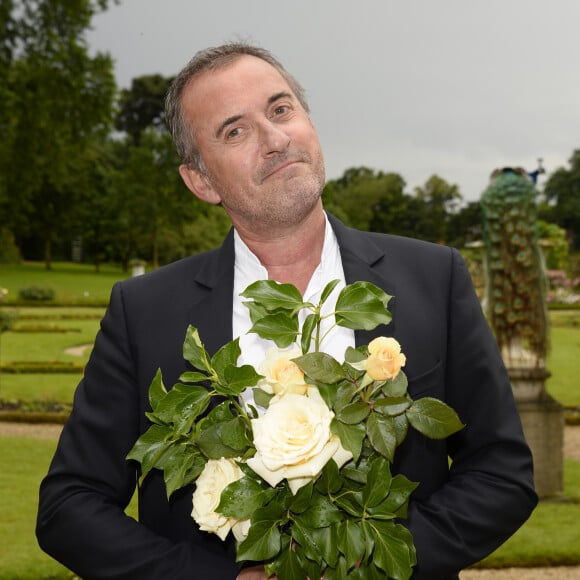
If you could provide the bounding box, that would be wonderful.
[0,0,117,268]
[542,149,580,250]
[414,175,462,244]
[115,74,173,145]
[323,167,409,232]
[447,201,483,248]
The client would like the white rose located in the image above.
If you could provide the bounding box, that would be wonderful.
[191,458,249,541]
[257,347,308,396]
[247,389,352,494]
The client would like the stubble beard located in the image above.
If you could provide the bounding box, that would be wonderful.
[207,149,326,231]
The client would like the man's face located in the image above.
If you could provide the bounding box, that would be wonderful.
[178,55,326,233]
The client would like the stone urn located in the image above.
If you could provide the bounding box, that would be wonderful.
[508,366,551,403]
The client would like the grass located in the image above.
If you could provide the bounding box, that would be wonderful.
[546,325,580,408]
[0,374,79,403]
[0,437,74,579]
[1,319,99,363]
[0,436,137,579]
[0,261,127,305]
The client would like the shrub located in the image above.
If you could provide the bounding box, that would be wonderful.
[18,285,55,302]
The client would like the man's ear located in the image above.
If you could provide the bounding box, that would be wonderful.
[179,164,222,205]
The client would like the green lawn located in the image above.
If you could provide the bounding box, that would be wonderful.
[546,325,580,408]
[0,437,76,579]
[2,320,100,363]
[0,261,127,305]
[0,436,137,579]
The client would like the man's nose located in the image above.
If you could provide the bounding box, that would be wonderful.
[259,121,291,156]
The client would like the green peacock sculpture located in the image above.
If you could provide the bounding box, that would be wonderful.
[480,167,549,368]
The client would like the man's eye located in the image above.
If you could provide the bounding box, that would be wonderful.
[226,127,241,139]
[274,105,289,115]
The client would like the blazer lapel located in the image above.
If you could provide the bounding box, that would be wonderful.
[328,214,398,346]
[186,229,236,357]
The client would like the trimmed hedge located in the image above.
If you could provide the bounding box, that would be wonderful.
[0,361,84,374]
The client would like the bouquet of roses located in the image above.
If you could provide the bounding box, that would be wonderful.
[127,279,463,579]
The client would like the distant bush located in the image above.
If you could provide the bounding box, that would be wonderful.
[18,285,55,301]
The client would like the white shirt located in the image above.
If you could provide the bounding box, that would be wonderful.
[232,214,356,411]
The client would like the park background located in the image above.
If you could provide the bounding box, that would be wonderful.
[1,0,580,578]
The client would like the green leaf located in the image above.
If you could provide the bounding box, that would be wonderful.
[291,521,325,565]
[253,387,274,409]
[370,474,418,520]
[333,381,358,412]
[218,364,263,396]
[162,444,201,498]
[140,440,175,481]
[236,520,282,562]
[373,396,411,417]
[154,383,211,428]
[196,417,249,458]
[338,520,366,571]
[218,477,275,520]
[382,370,408,397]
[335,282,392,331]
[244,300,269,325]
[363,456,392,508]
[273,544,306,580]
[288,480,314,514]
[178,370,210,384]
[294,352,345,384]
[393,413,409,446]
[365,520,416,579]
[295,492,343,528]
[236,510,284,561]
[300,312,318,354]
[182,326,212,373]
[332,419,365,462]
[344,345,367,365]
[320,279,341,305]
[367,412,397,462]
[249,312,299,348]
[315,457,342,496]
[334,489,364,517]
[126,423,172,465]
[336,401,370,424]
[211,338,241,377]
[221,415,252,451]
[148,368,167,410]
[241,280,304,311]
[406,397,464,439]
[294,525,338,568]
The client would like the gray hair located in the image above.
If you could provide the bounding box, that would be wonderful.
[165,42,310,171]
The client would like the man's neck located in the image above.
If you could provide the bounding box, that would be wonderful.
[234,205,326,295]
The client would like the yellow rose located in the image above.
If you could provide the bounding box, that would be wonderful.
[257,347,308,396]
[247,389,352,494]
[191,458,249,541]
[365,336,406,381]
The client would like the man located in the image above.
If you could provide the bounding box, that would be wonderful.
[37,43,537,579]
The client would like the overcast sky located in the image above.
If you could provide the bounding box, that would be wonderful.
[87,0,580,202]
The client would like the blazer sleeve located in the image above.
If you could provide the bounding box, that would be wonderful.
[36,282,239,580]
[405,249,538,579]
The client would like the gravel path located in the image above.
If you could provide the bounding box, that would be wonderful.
[2,422,579,579]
